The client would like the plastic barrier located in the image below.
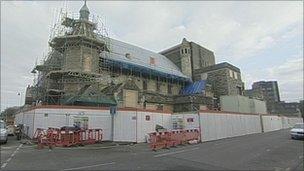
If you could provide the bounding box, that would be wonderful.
[148,129,200,151]
[149,132,167,151]
[35,128,102,149]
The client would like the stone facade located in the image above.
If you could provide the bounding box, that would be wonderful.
[24,3,247,114]
[173,94,213,112]
[160,38,215,80]
[180,38,192,78]
[193,62,244,99]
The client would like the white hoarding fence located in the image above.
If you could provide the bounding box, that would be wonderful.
[15,107,303,143]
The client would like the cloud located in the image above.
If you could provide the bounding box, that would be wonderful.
[267,58,303,102]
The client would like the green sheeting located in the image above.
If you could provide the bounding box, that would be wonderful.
[61,95,116,106]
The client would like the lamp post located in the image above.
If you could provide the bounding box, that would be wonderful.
[190,96,202,143]
[17,92,23,107]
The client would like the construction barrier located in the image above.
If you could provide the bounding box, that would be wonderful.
[148,129,200,151]
[34,128,102,149]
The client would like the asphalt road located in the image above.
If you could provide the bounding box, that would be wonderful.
[0,129,303,170]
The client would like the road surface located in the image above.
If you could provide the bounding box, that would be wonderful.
[1,129,303,170]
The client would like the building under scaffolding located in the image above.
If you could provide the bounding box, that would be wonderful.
[25,2,214,112]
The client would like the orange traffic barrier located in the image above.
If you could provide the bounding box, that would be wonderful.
[149,132,167,151]
[35,128,103,149]
[148,129,200,151]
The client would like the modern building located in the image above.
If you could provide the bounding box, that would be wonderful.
[245,81,280,114]
[252,81,280,102]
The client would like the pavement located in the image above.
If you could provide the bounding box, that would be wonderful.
[0,129,303,170]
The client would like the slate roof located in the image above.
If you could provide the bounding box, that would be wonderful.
[98,37,190,80]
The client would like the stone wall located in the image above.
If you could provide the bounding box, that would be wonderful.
[64,46,99,73]
[173,94,213,112]
[160,39,216,81]
[190,42,215,71]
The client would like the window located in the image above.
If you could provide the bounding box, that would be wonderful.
[44,113,48,117]
[199,58,203,67]
[185,49,187,54]
[229,70,233,77]
[187,118,194,122]
[143,80,147,90]
[233,71,238,79]
[181,49,184,54]
[150,57,155,65]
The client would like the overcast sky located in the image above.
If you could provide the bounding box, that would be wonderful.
[1,1,303,111]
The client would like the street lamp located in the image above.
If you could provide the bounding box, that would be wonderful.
[17,92,23,106]
[189,96,202,143]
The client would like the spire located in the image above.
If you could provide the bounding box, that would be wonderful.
[182,38,188,43]
[79,0,90,20]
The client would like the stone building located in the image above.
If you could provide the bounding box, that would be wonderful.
[193,62,244,98]
[25,2,213,113]
[160,38,216,80]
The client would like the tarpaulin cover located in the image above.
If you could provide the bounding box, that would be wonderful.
[181,80,206,95]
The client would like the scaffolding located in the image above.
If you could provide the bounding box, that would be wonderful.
[29,4,190,107]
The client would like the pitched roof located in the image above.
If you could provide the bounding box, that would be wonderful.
[98,37,190,80]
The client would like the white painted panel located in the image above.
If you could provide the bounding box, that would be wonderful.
[114,111,136,142]
[200,112,263,142]
[200,114,210,141]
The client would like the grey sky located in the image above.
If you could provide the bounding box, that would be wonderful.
[1,1,303,111]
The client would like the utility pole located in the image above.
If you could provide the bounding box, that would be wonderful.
[190,96,202,143]
[17,92,22,106]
